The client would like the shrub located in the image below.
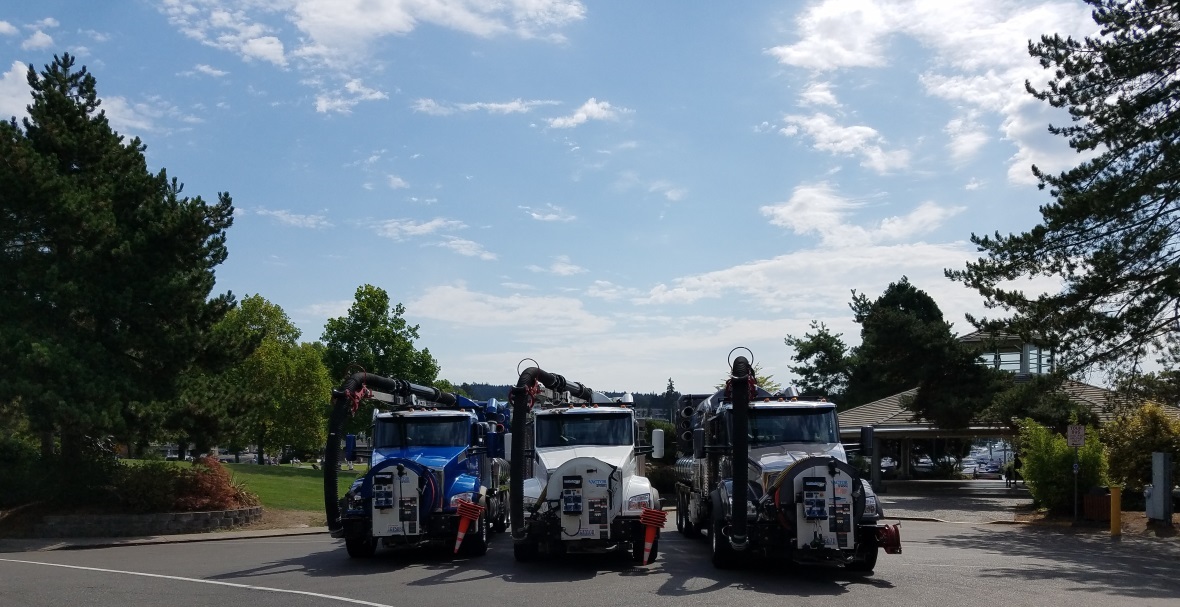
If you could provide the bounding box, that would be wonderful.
[113,457,259,513]
[1101,403,1180,493]
[114,461,183,513]
[174,457,259,511]
[1018,418,1107,514]
[647,464,678,495]
[644,419,678,464]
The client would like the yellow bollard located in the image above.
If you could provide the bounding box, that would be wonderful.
[1110,486,1121,537]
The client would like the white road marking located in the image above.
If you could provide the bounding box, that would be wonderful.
[0,558,395,607]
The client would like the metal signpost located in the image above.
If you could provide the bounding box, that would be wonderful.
[1067,425,1085,521]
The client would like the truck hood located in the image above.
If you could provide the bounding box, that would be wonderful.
[371,446,465,470]
[750,443,847,474]
[536,445,633,472]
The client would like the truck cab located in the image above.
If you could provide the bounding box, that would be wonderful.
[336,395,510,558]
[508,368,665,565]
[676,362,901,572]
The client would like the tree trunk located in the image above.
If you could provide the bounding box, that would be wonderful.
[257,429,265,465]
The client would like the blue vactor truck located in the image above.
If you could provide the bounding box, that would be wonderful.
[322,373,511,558]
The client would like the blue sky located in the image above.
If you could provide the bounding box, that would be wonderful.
[0,1,1100,394]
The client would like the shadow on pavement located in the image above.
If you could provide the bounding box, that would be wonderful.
[928,525,1180,601]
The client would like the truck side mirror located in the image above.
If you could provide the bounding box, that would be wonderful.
[652,429,665,459]
[345,434,356,462]
[503,433,512,463]
[860,426,874,456]
[693,428,705,459]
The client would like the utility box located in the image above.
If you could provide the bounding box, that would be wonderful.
[1145,452,1174,524]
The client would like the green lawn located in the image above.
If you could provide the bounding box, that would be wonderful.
[225,463,366,511]
[121,459,366,512]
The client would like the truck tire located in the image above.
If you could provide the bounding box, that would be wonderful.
[345,535,377,558]
[513,539,539,562]
[710,516,736,569]
[492,494,509,533]
[846,530,879,573]
[460,513,489,557]
[677,493,701,538]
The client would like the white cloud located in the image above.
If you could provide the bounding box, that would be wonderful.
[289,0,585,67]
[765,1,895,71]
[944,114,989,163]
[0,21,18,36]
[547,98,629,129]
[0,61,30,121]
[435,236,497,260]
[799,81,839,107]
[256,208,332,228]
[527,254,586,276]
[241,36,287,65]
[31,18,60,29]
[520,203,576,222]
[301,299,353,320]
[315,78,388,114]
[21,30,53,50]
[648,181,687,202]
[100,95,203,136]
[768,0,1096,184]
[195,64,229,77]
[585,280,641,302]
[781,112,910,173]
[387,175,409,189]
[964,178,983,191]
[759,182,964,247]
[408,283,612,334]
[416,98,562,115]
[376,217,465,240]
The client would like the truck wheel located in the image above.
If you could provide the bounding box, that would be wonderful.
[678,493,701,539]
[344,535,377,558]
[846,531,879,573]
[492,495,509,533]
[513,539,539,562]
[461,513,489,557]
[710,517,736,569]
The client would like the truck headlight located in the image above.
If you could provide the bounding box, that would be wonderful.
[522,496,538,509]
[450,492,474,507]
[347,492,366,510]
[627,493,651,510]
[864,495,879,518]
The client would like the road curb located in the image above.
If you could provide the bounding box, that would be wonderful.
[1,527,330,553]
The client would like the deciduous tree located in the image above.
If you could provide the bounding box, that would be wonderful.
[321,284,440,433]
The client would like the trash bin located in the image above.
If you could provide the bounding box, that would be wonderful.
[1083,492,1111,521]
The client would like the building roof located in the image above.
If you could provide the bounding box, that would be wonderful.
[838,379,1180,438]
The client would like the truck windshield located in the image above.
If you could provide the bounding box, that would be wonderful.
[374,417,469,448]
[536,412,633,448]
[743,408,838,445]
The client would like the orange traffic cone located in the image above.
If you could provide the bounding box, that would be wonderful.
[639,507,667,564]
[454,499,486,554]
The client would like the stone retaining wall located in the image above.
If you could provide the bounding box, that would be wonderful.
[34,506,263,537]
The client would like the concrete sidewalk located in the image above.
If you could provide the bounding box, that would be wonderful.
[0,479,1032,553]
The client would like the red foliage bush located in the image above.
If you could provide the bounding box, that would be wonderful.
[173,457,259,511]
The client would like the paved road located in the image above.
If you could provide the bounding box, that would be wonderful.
[3,518,1180,607]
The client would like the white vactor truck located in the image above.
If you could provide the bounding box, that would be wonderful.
[675,350,901,571]
[507,362,667,564]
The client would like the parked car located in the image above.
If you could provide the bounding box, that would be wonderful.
[974,463,1003,479]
